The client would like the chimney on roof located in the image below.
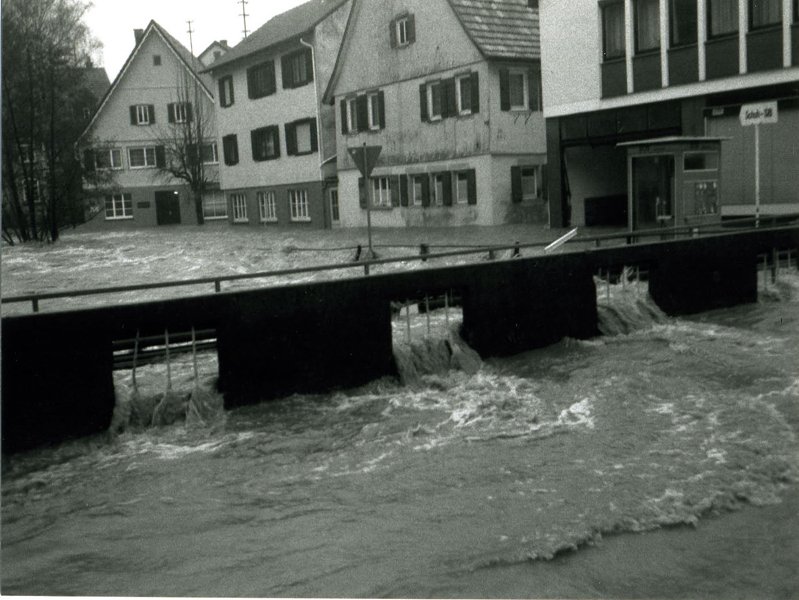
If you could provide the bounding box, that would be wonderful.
[220,40,228,47]
[134,29,144,44]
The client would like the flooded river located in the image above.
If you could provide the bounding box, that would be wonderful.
[2,274,798,598]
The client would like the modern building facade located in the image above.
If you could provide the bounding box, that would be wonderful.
[541,0,799,228]
[205,0,352,229]
[80,21,226,228]
[323,0,547,228]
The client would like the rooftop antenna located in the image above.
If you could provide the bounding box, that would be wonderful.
[186,20,195,55]
[238,0,250,38]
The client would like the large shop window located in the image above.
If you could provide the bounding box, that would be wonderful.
[635,0,661,52]
[670,0,698,46]
[602,2,626,59]
[708,0,739,36]
[749,0,781,28]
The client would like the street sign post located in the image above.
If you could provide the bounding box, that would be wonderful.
[740,102,778,227]
[347,144,382,263]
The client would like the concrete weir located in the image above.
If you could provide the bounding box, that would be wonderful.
[2,227,797,453]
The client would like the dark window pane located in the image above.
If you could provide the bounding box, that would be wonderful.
[671,0,697,45]
[635,0,661,52]
[750,0,781,28]
[708,0,738,36]
[603,2,626,59]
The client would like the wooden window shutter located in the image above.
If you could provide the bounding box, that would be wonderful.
[407,14,416,43]
[148,105,156,124]
[155,145,166,168]
[250,129,260,161]
[442,172,453,206]
[186,103,193,122]
[309,118,318,152]
[305,49,314,83]
[359,177,366,208]
[272,126,281,158]
[281,54,292,89]
[499,68,510,111]
[167,103,175,123]
[389,18,397,48]
[511,166,522,203]
[528,66,538,111]
[285,122,297,155]
[470,72,480,114]
[540,164,547,199]
[399,174,409,207]
[83,149,95,172]
[391,176,400,207]
[356,95,368,132]
[247,67,255,99]
[340,99,349,134]
[419,84,428,122]
[444,79,457,118]
[129,105,137,125]
[378,91,386,129]
[467,169,477,205]
[421,175,430,207]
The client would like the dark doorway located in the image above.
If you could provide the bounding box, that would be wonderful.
[632,155,675,230]
[155,191,181,225]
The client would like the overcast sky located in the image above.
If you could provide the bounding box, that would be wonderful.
[85,0,309,80]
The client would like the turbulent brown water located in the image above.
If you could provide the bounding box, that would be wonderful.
[2,275,798,598]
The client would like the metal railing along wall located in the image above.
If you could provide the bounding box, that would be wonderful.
[3,216,797,314]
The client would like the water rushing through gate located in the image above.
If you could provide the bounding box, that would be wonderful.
[2,275,798,598]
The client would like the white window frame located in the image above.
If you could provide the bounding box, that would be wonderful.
[508,69,529,111]
[135,104,150,125]
[174,103,189,124]
[412,175,424,206]
[220,76,234,107]
[127,146,156,169]
[258,190,277,223]
[289,189,310,222]
[231,193,248,223]
[367,92,380,131]
[202,192,228,220]
[96,148,123,170]
[396,17,409,46]
[521,166,538,200]
[346,97,358,132]
[104,193,133,220]
[456,74,472,116]
[291,52,308,86]
[455,172,469,204]
[427,81,443,121]
[372,177,392,207]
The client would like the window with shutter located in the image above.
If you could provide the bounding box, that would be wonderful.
[508,69,528,110]
[456,74,472,115]
[282,48,313,89]
[346,97,358,133]
[219,76,234,107]
[455,171,470,204]
[247,61,276,99]
[251,126,280,161]
[367,92,381,130]
[132,104,151,125]
[427,82,443,120]
[392,13,416,47]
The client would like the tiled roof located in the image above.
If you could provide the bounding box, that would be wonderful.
[207,0,350,71]
[447,0,539,60]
